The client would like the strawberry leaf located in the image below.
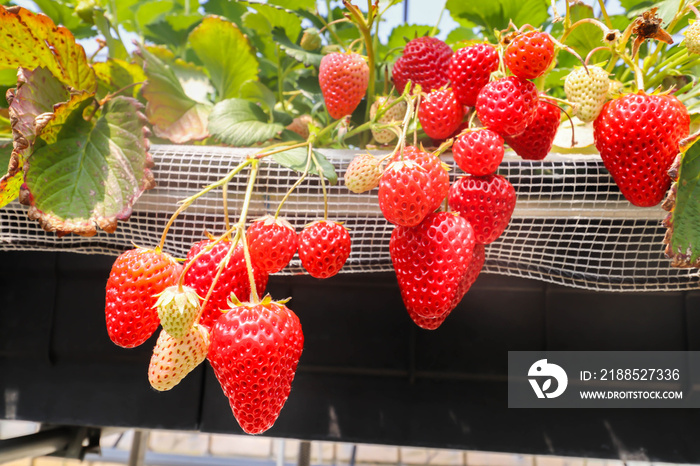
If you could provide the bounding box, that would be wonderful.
[665,138,700,267]
[93,58,147,101]
[272,28,322,68]
[446,0,549,40]
[272,147,338,185]
[23,95,154,236]
[189,16,259,101]
[8,67,70,145]
[139,44,211,143]
[0,139,19,209]
[0,6,96,92]
[208,98,284,146]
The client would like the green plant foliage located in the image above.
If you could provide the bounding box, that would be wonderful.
[666,138,700,267]
[189,16,259,101]
[208,98,284,146]
[139,44,212,143]
[446,0,549,40]
[272,146,338,185]
[25,95,154,236]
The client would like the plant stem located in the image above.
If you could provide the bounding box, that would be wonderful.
[275,143,314,218]
[240,228,259,303]
[597,0,614,28]
[430,2,446,36]
[311,150,329,220]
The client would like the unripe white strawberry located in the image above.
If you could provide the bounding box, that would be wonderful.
[684,20,700,54]
[564,65,610,123]
[148,324,210,391]
[370,96,407,144]
[155,285,200,339]
[344,153,382,193]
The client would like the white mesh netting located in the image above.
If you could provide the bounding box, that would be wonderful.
[0,144,697,292]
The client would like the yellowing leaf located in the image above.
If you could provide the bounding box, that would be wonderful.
[93,58,147,100]
[0,6,96,92]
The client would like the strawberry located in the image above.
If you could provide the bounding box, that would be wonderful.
[564,66,610,123]
[593,92,690,207]
[183,239,269,330]
[392,36,453,93]
[390,212,475,319]
[370,96,407,144]
[246,216,298,274]
[476,76,539,137]
[448,175,517,244]
[344,153,382,193]
[452,128,505,175]
[148,324,209,391]
[408,243,486,330]
[504,31,556,79]
[389,145,450,214]
[155,285,201,339]
[208,296,304,435]
[684,19,700,54]
[298,220,352,279]
[319,52,369,119]
[448,43,499,107]
[105,248,182,348]
[418,88,465,140]
[504,98,561,161]
[286,115,316,139]
[378,160,433,227]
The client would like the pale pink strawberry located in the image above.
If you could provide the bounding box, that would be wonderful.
[148,324,210,391]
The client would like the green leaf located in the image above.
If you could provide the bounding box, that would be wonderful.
[239,80,277,115]
[143,13,202,49]
[446,27,478,45]
[24,95,154,236]
[620,0,661,9]
[446,0,549,38]
[272,146,338,185]
[667,138,700,266]
[208,98,283,146]
[271,27,322,67]
[32,0,96,39]
[202,0,247,27]
[387,24,434,50]
[134,0,174,31]
[269,0,316,10]
[558,3,608,68]
[139,44,211,143]
[248,2,302,43]
[93,58,147,100]
[0,6,96,92]
[189,16,259,100]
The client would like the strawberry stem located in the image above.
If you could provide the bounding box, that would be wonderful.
[275,142,314,219]
[310,148,329,220]
[239,228,259,304]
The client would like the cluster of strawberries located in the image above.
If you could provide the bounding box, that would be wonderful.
[104,215,353,434]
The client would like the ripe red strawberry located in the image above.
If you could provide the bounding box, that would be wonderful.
[105,248,182,348]
[392,36,453,93]
[298,220,352,279]
[448,43,500,107]
[319,52,369,119]
[183,239,269,330]
[418,88,465,140]
[448,175,516,244]
[504,99,561,161]
[391,212,475,319]
[379,159,434,227]
[246,216,298,274]
[476,77,539,137]
[148,324,209,391]
[453,128,505,175]
[155,285,201,339]
[593,92,690,207]
[208,297,304,435]
[392,146,450,216]
[504,31,556,79]
[344,153,382,193]
[408,243,486,330]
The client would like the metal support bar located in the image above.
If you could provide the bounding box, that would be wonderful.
[128,430,150,466]
[298,441,311,466]
[0,426,76,463]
